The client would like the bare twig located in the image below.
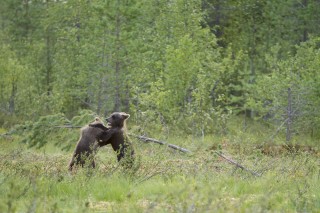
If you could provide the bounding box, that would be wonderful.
[54,125,82,128]
[0,133,10,137]
[214,151,261,177]
[0,125,81,137]
[0,129,16,138]
[265,108,299,142]
[135,170,165,185]
[129,134,191,153]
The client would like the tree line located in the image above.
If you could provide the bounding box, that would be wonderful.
[0,0,320,139]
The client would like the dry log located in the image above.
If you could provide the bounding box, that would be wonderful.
[214,151,261,177]
[129,134,191,153]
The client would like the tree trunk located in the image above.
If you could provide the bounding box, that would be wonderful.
[9,80,17,114]
[114,0,121,112]
[23,0,30,39]
[302,0,308,42]
[45,0,53,98]
[286,87,292,143]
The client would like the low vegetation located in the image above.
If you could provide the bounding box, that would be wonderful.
[0,115,319,213]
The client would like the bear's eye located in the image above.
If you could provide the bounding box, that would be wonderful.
[112,115,116,119]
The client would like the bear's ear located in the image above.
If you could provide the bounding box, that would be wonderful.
[121,113,130,119]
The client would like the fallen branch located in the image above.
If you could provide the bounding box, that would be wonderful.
[0,129,17,138]
[131,134,259,176]
[54,125,82,128]
[129,134,191,153]
[0,133,12,138]
[214,151,261,177]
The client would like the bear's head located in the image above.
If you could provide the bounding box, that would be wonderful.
[91,117,104,125]
[106,112,130,128]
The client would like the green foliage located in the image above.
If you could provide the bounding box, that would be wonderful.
[8,110,99,150]
[1,1,320,211]
[70,110,100,126]
[19,113,70,148]
[1,0,320,138]
[248,37,320,138]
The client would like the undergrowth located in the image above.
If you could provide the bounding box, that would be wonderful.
[0,138,319,212]
[0,114,319,212]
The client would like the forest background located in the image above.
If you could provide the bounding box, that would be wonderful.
[0,0,320,140]
[0,0,320,212]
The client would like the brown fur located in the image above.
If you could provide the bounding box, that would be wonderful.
[90,112,135,165]
[68,117,109,171]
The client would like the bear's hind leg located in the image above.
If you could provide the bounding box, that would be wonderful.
[68,158,75,171]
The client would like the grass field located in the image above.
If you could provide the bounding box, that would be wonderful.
[0,124,319,213]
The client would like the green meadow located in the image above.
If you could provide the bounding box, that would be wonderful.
[1,120,319,213]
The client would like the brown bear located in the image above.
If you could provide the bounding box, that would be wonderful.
[68,117,109,171]
[89,112,135,166]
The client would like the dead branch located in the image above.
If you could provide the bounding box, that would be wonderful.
[129,134,191,153]
[0,129,16,138]
[0,133,10,137]
[267,108,298,142]
[0,125,81,138]
[54,125,82,128]
[214,151,261,177]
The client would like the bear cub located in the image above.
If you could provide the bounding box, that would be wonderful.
[90,112,135,166]
[68,117,109,171]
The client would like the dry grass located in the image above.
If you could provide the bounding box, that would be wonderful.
[0,133,319,212]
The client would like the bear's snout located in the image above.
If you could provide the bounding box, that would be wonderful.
[106,117,112,125]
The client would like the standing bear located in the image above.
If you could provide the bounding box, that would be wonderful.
[90,112,135,166]
[68,117,109,171]
[68,112,134,171]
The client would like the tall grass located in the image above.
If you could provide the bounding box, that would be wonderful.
[0,122,319,212]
